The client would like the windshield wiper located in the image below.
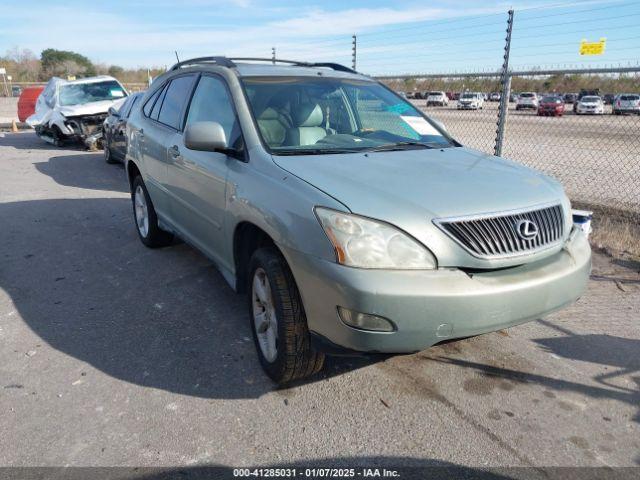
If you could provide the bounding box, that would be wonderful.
[363,141,436,152]
[274,148,361,156]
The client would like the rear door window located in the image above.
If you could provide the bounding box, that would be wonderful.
[158,75,197,130]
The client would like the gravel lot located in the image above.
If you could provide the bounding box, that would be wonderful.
[1,131,639,471]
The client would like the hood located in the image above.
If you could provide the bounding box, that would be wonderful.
[272,147,564,219]
[58,99,124,117]
[272,147,568,268]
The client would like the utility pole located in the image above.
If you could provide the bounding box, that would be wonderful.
[271,47,276,64]
[494,9,514,157]
[351,34,357,71]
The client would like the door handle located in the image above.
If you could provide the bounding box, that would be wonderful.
[168,145,180,158]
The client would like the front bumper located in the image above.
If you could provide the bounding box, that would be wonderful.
[282,229,591,354]
[615,107,640,114]
[577,107,603,114]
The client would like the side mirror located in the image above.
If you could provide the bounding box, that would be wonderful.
[108,106,119,117]
[184,121,228,152]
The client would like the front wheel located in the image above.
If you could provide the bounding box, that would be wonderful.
[248,247,324,384]
[131,176,173,248]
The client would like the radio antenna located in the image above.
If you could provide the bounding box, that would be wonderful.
[174,50,180,62]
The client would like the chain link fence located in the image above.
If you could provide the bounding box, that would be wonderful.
[381,68,640,255]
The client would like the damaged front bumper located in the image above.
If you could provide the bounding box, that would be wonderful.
[62,113,109,148]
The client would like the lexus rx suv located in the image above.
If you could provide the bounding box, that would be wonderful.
[124,57,591,383]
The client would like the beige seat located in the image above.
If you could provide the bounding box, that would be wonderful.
[284,103,328,146]
[257,107,291,147]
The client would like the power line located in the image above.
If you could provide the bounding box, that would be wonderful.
[517,1,640,21]
[512,11,640,31]
[356,9,509,37]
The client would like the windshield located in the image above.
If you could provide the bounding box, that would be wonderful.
[428,92,442,96]
[520,93,535,98]
[460,93,475,99]
[59,80,127,107]
[541,96,561,103]
[581,96,600,102]
[620,95,639,101]
[242,76,454,155]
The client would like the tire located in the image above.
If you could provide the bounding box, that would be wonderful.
[51,126,64,147]
[131,176,174,248]
[248,247,325,384]
[104,142,117,164]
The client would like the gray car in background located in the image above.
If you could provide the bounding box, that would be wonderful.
[124,57,591,383]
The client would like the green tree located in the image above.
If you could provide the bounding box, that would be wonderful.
[108,65,124,78]
[40,48,96,79]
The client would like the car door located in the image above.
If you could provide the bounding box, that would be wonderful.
[141,75,197,221]
[165,74,244,264]
[111,95,132,160]
[114,94,140,160]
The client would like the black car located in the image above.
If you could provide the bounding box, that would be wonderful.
[603,93,615,105]
[103,92,144,164]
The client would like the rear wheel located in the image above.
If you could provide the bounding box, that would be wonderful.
[248,247,324,384]
[131,176,173,248]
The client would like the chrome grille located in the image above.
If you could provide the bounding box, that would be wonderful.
[435,204,565,258]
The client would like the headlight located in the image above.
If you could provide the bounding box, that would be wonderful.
[315,207,437,269]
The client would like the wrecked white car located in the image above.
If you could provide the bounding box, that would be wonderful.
[27,76,128,149]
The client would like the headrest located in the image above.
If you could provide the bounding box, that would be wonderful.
[292,103,323,127]
[258,107,281,120]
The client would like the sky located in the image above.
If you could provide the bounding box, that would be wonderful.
[1,0,639,75]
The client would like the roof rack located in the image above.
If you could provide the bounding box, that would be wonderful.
[230,58,357,73]
[169,56,235,71]
[169,56,357,74]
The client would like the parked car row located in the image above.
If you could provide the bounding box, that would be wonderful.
[402,89,639,115]
[412,90,640,116]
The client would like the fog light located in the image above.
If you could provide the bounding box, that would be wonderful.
[337,307,395,332]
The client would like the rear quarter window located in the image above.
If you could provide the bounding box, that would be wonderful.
[142,87,164,118]
[157,75,196,130]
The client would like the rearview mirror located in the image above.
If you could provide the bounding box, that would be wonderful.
[108,106,119,117]
[184,121,228,152]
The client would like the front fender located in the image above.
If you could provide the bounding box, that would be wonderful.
[224,151,346,272]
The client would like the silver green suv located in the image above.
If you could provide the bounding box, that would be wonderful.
[125,57,591,383]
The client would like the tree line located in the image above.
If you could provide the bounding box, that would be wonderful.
[0,47,165,84]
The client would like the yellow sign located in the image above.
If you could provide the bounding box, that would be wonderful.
[580,38,606,55]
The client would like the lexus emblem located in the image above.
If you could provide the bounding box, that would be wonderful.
[516,219,539,240]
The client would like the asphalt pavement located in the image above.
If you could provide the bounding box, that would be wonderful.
[1,131,639,470]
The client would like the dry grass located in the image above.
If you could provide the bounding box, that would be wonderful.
[582,204,640,259]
